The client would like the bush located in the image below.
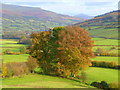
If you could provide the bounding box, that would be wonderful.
[3,51,21,55]
[1,64,8,77]
[4,49,11,54]
[18,37,32,45]
[19,47,26,54]
[34,67,44,74]
[26,56,39,73]
[2,62,29,77]
[91,81,109,89]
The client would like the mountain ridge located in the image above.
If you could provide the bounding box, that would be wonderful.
[74,10,119,39]
[74,13,94,19]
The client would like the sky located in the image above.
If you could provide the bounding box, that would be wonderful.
[1,0,119,16]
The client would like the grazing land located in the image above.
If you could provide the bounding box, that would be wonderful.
[1,39,27,53]
[92,38,119,55]
[2,74,93,88]
[91,56,119,64]
[3,54,29,63]
[83,67,119,84]
[2,37,119,88]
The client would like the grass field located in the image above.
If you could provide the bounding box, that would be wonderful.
[92,38,119,54]
[89,28,118,39]
[81,67,118,84]
[92,38,119,45]
[2,74,93,88]
[2,67,118,88]
[1,38,119,88]
[2,54,29,63]
[91,56,119,64]
[0,39,27,53]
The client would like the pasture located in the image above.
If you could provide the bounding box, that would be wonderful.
[0,39,27,53]
[92,38,119,54]
[92,38,119,46]
[91,56,119,64]
[83,67,119,84]
[3,54,29,63]
[1,38,119,88]
[2,74,93,88]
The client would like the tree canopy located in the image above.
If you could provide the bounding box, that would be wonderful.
[29,26,94,77]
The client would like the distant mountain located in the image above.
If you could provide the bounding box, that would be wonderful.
[74,10,119,39]
[1,4,86,38]
[74,14,94,19]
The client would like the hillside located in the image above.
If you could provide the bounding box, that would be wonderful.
[2,74,94,88]
[75,10,119,39]
[1,4,85,39]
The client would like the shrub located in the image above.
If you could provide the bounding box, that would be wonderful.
[2,62,29,77]
[100,81,109,89]
[18,37,32,45]
[3,51,21,55]
[91,81,109,89]
[26,56,39,73]
[34,67,44,74]
[19,47,26,54]
[1,64,8,77]
[4,49,11,54]
[8,52,21,55]
[110,46,116,50]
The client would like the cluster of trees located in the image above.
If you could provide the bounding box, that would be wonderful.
[91,81,120,89]
[91,81,109,89]
[18,36,32,45]
[29,26,94,77]
[2,56,38,77]
[91,61,118,69]
[3,46,27,55]
[95,48,119,57]
[2,31,29,39]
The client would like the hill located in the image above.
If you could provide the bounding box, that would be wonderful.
[74,13,94,19]
[1,4,85,39]
[75,10,119,39]
[3,74,93,88]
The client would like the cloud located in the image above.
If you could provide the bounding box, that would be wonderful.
[2,0,119,16]
[85,2,113,6]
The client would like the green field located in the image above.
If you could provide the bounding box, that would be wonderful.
[1,38,119,88]
[83,67,118,84]
[92,38,119,55]
[92,38,119,45]
[3,54,29,63]
[2,74,93,88]
[2,67,118,88]
[0,39,27,53]
[88,28,118,39]
[91,56,119,64]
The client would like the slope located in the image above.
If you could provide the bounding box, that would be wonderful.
[75,10,119,39]
[1,4,85,39]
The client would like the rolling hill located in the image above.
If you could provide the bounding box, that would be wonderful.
[1,4,85,39]
[75,10,119,39]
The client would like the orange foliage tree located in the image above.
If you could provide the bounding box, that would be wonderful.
[29,26,94,77]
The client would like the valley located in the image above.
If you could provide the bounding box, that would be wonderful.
[1,3,119,89]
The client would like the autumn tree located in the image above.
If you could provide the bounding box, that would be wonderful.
[55,26,94,77]
[29,26,94,77]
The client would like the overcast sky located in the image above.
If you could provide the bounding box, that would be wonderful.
[2,0,119,16]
